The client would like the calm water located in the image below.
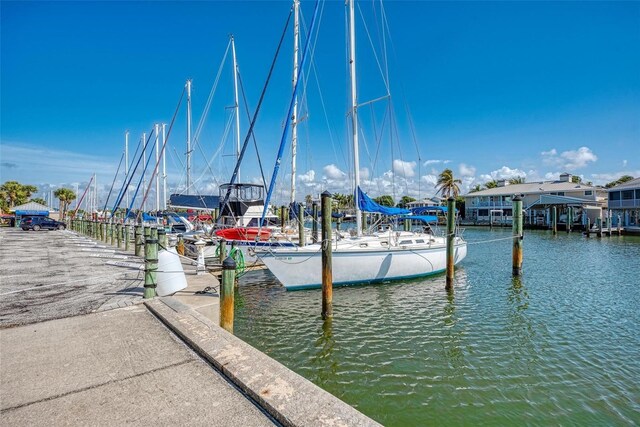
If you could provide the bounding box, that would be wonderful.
[234,228,640,425]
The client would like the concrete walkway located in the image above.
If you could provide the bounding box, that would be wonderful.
[0,304,274,426]
[0,227,379,426]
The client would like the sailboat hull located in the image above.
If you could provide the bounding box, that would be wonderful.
[258,238,467,290]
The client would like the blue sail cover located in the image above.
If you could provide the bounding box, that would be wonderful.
[357,187,410,216]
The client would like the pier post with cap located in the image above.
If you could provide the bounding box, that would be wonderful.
[512,195,524,276]
[321,191,333,319]
[446,197,455,290]
[220,256,236,333]
[143,227,158,299]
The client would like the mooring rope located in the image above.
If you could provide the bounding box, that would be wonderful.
[465,235,521,245]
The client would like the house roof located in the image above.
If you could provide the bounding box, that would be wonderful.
[525,194,599,210]
[608,177,640,191]
[9,201,52,212]
[463,181,599,197]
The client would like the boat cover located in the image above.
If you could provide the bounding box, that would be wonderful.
[357,187,410,216]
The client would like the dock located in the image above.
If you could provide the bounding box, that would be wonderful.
[0,227,380,427]
[583,227,624,237]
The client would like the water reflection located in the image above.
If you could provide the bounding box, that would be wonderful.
[312,318,338,385]
[506,275,538,365]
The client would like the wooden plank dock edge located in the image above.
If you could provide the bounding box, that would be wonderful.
[145,298,381,427]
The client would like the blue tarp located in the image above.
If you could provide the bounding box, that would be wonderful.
[142,212,158,222]
[399,215,438,223]
[168,194,219,210]
[357,187,410,216]
[15,210,49,216]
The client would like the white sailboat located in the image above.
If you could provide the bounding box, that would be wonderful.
[257,0,467,290]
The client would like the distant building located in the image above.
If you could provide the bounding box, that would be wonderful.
[463,173,607,227]
[406,197,443,208]
[9,201,54,226]
[607,177,640,232]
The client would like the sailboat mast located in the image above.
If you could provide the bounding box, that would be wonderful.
[290,0,300,205]
[349,0,362,236]
[162,123,167,210]
[186,79,193,195]
[142,132,147,212]
[154,123,160,212]
[231,35,242,182]
[125,131,129,209]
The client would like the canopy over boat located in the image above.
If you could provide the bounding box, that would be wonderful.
[357,187,410,216]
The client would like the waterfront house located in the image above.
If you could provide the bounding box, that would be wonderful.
[406,197,443,209]
[463,173,607,228]
[607,177,640,233]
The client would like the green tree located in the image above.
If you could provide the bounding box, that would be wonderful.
[509,176,526,184]
[397,196,416,208]
[373,195,394,207]
[304,194,313,206]
[436,169,462,198]
[30,197,48,205]
[484,180,498,189]
[571,175,582,184]
[0,181,38,211]
[469,184,483,193]
[54,188,77,220]
[605,175,634,188]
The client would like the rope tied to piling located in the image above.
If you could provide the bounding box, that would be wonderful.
[465,235,523,245]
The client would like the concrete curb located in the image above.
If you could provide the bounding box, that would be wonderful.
[145,298,381,427]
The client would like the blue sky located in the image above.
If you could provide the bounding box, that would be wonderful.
[2,0,639,207]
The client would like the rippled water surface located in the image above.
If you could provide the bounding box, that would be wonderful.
[234,228,640,425]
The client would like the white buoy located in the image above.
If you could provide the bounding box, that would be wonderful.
[156,247,188,296]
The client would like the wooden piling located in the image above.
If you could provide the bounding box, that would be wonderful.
[110,222,115,246]
[124,225,130,251]
[404,218,410,232]
[597,217,603,238]
[218,239,227,265]
[312,202,319,243]
[220,256,236,333]
[566,207,572,233]
[586,218,591,237]
[134,225,143,257]
[116,224,122,248]
[143,227,158,299]
[298,203,305,247]
[158,227,167,250]
[143,225,150,255]
[552,206,557,235]
[445,197,455,290]
[321,191,333,319]
[512,195,523,276]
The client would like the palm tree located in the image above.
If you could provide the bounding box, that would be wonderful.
[29,197,48,205]
[435,169,462,198]
[485,180,498,189]
[509,176,525,185]
[469,184,483,193]
[54,188,76,220]
[0,181,38,209]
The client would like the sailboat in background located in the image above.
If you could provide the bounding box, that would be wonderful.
[257,0,467,290]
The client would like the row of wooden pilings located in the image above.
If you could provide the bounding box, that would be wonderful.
[69,218,240,333]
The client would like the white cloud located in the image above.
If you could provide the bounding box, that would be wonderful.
[623,160,628,168]
[323,164,346,180]
[424,159,446,166]
[479,166,527,183]
[459,163,476,177]
[298,169,315,183]
[392,159,417,177]
[359,167,370,180]
[541,146,597,171]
